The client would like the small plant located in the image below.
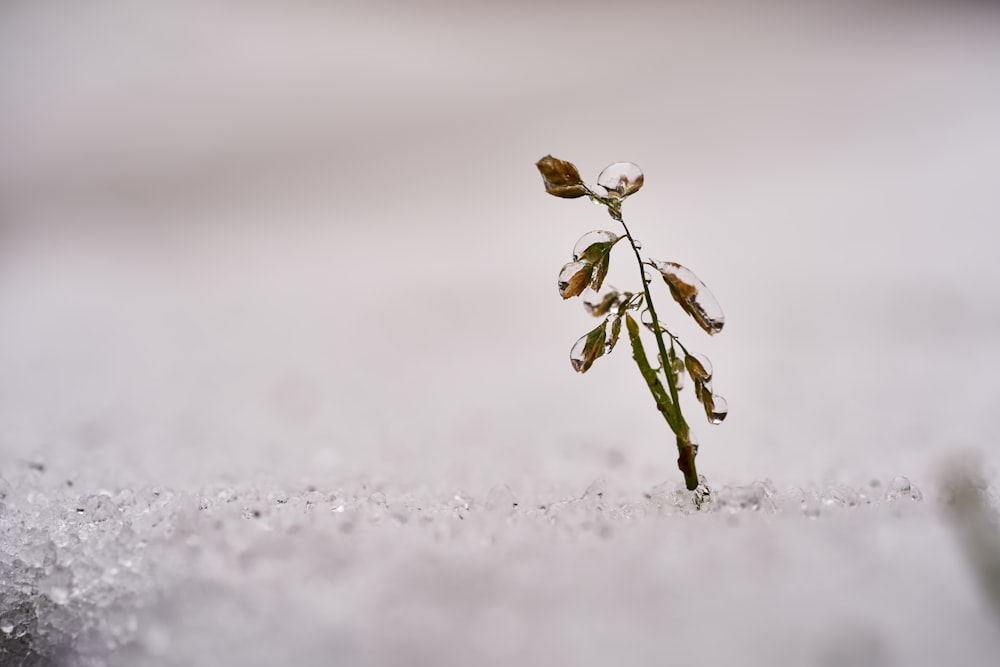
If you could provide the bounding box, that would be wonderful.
[535,155,728,492]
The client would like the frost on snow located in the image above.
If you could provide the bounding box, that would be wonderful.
[2,467,998,667]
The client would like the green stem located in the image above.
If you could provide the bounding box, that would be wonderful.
[617,211,699,491]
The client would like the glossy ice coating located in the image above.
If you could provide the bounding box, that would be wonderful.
[572,230,619,262]
[597,162,644,198]
[558,261,593,299]
[654,261,725,335]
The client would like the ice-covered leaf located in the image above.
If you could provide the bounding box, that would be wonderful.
[684,353,713,383]
[572,230,619,263]
[693,381,727,425]
[597,162,644,199]
[582,286,621,317]
[572,231,618,292]
[688,361,727,425]
[570,322,607,373]
[558,261,593,299]
[536,155,588,199]
[653,261,725,335]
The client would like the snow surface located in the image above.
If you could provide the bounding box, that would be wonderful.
[2,1,1000,665]
[3,468,998,667]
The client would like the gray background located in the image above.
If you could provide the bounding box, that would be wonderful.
[3,0,997,489]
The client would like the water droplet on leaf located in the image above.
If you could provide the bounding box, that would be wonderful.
[558,261,593,299]
[597,162,644,199]
[536,155,588,198]
[693,376,715,406]
[704,394,728,424]
[640,309,657,333]
[572,230,618,262]
[684,353,713,383]
[653,261,725,335]
[570,322,607,373]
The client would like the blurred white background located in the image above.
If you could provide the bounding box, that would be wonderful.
[1,0,999,491]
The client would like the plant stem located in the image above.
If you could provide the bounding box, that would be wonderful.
[616,212,699,490]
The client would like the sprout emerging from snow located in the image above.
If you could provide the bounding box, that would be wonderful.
[536,155,728,493]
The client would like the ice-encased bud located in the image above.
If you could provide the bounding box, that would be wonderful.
[582,286,621,317]
[558,260,593,299]
[653,261,725,335]
[597,162,644,199]
[684,353,713,383]
[536,155,588,199]
[570,323,607,373]
[572,230,619,262]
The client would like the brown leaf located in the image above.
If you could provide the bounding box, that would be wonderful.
[684,353,713,383]
[653,261,725,335]
[536,155,588,199]
[558,261,594,299]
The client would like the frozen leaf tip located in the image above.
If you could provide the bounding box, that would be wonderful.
[653,261,725,335]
